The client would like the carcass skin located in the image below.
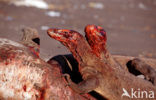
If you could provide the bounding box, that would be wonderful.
[47,25,156,100]
[0,28,96,100]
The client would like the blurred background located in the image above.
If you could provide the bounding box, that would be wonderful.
[0,0,156,60]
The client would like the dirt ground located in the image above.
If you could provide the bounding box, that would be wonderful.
[0,0,156,60]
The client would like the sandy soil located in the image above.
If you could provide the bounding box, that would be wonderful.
[0,0,156,60]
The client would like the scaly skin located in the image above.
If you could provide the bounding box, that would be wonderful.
[0,27,96,100]
[85,25,126,71]
[47,25,156,100]
[85,25,106,58]
[47,28,102,93]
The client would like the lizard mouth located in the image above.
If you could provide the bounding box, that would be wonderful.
[47,29,81,43]
[47,29,62,38]
[47,29,68,42]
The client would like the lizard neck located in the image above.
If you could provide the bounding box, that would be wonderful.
[67,37,98,67]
